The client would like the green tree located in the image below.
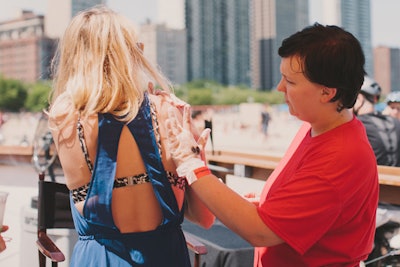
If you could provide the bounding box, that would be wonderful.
[25,81,52,112]
[187,88,213,105]
[0,77,27,111]
[174,80,284,106]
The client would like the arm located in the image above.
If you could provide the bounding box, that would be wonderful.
[153,94,215,229]
[184,185,215,228]
[181,109,215,228]
[190,175,281,246]
[0,225,8,252]
[48,106,96,190]
[166,106,283,247]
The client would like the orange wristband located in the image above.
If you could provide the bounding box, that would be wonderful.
[194,166,211,178]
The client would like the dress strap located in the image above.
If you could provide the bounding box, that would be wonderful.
[77,112,94,173]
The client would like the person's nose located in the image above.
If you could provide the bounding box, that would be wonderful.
[276,78,285,93]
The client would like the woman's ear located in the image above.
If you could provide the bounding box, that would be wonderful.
[321,87,337,102]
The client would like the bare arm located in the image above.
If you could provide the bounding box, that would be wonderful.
[191,174,282,246]
[152,94,215,229]
[184,185,215,228]
[166,106,284,247]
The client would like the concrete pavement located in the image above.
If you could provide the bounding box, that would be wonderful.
[0,164,75,267]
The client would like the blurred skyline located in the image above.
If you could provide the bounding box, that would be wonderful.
[0,0,399,47]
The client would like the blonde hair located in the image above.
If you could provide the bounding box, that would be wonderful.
[49,5,171,125]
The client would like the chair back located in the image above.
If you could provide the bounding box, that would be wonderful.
[37,175,74,230]
[37,172,74,267]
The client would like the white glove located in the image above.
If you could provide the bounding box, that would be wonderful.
[166,105,211,184]
[148,82,188,108]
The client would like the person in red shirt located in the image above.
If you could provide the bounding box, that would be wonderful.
[165,23,379,266]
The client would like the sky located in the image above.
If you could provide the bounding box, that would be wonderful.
[0,0,399,47]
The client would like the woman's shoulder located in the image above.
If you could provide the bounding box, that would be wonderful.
[48,93,76,123]
[49,94,97,137]
[148,92,187,117]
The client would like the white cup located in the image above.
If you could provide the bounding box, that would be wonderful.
[0,191,9,230]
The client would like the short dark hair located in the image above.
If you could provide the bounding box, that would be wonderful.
[278,23,366,112]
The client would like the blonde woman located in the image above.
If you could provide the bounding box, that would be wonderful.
[48,5,214,266]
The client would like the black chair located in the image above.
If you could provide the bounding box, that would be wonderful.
[36,172,207,267]
[36,172,74,267]
[184,231,208,267]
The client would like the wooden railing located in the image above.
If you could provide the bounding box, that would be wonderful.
[1,146,399,205]
[0,145,33,165]
[206,150,400,205]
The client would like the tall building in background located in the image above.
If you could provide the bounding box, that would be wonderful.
[46,0,105,38]
[374,46,400,94]
[314,0,373,76]
[0,0,106,82]
[341,1,373,76]
[0,11,56,82]
[139,23,187,85]
[185,0,251,86]
[251,0,309,90]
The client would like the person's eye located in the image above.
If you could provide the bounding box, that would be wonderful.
[286,79,294,85]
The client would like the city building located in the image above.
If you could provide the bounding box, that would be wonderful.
[0,11,56,82]
[374,46,400,94]
[45,0,105,38]
[314,0,373,76]
[139,22,187,85]
[185,0,308,90]
[185,0,251,87]
[341,0,373,77]
[250,0,309,90]
[0,0,106,83]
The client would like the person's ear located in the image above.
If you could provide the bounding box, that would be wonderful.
[321,87,336,102]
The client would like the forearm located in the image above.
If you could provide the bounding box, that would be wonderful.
[190,175,283,247]
[184,186,215,228]
[164,105,283,246]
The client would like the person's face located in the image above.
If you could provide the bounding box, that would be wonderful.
[276,56,325,122]
[388,102,400,120]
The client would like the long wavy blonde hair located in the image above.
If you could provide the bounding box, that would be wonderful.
[48,5,171,125]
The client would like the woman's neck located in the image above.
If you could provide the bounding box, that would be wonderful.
[310,109,353,137]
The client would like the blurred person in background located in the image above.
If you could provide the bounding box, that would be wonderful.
[383,91,400,120]
[354,77,400,265]
[353,77,400,167]
[260,104,271,138]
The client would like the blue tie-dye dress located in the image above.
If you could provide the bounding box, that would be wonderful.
[69,95,191,266]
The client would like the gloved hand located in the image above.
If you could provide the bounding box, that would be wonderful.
[166,105,211,185]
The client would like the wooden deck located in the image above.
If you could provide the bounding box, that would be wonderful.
[1,146,399,205]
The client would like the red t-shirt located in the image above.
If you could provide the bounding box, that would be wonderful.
[255,117,379,266]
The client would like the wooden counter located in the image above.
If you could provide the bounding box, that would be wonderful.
[207,150,400,205]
